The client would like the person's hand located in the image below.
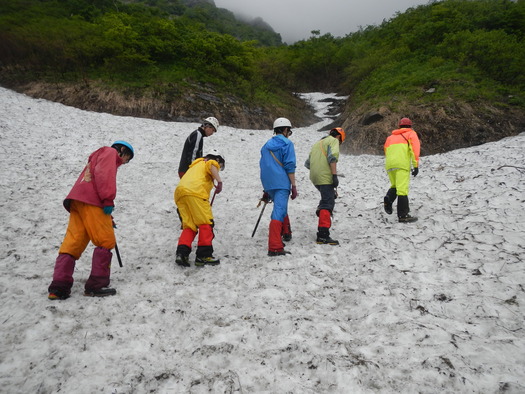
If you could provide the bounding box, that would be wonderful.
[412,168,419,177]
[291,185,298,200]
[261,191,271,203]
[103,206,114,215]
[215,181,223,194]
[332,174,339,188]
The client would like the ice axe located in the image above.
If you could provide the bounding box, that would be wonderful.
[115,243,123,267]
[251,200,268,238]
[112,218,123,267]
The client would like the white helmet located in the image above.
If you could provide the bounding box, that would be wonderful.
[203,116,219,131]
[205,149,225,170]
[273,117,292,130]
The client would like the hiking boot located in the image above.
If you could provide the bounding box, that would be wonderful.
[84,287,117,297]
[282,233,292,242]
[384,196,393,215]
[316,236,340,245]
[176,254,190,267]
[195,256,220,267]
[48,291,70,300]
[399,214,418,223]
[268,250,291,256]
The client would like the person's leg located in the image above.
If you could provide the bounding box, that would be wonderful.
[190,198,219,265]
[79,203,116,294]
[282,215,292,242]
[267,189,289,254]
[48,201,90,299]
[315,185,338,245]
[395,170,417,222]
[176,196,198,266]
[384,171,399,215]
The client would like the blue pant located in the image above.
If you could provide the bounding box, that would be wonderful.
[268,189,289,222]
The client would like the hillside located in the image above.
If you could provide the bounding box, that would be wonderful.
[1,87,524,393]
[0,0,524,151]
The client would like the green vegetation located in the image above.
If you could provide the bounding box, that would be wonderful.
[262,0,525,108]
[0,0,281,102]
[0,0,524,113]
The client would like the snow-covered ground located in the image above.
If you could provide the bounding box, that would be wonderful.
[0,87,524,393]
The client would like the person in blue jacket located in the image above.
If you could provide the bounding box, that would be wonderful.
[259,117,297,256]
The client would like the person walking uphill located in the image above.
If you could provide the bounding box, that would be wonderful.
[260,117,297,256]
[383,117,420,223]
[175,150,225,267]
[305,127,346,245]
[47,141,135,300]
[178,117,219,178]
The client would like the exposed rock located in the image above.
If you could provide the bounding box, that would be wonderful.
[6,81,318,130]
[360,111,384,126]
[338,101,525,156]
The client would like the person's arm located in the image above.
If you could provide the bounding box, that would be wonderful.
[210,164,222,184]
[93,148,118,207]
[288,172,296,187]
[210,163,223,193]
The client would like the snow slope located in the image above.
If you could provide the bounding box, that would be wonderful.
[0,87,524,393]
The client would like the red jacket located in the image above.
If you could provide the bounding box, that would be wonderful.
[64,147,123,211]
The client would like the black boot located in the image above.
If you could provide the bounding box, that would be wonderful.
[384,188,397,214]
[176,245,191,267]
[84,288,117,297]
[316,227,339,245]
[397,195,417,223]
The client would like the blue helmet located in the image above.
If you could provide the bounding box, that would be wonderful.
[112,140,134,159]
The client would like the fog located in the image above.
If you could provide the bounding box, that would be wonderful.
[215,0,431,43]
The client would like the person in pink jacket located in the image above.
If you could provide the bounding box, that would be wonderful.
[47,141,134,300]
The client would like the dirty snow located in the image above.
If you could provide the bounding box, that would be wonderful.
[0,87,524,393]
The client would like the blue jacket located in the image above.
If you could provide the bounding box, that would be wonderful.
[260,134,296,191]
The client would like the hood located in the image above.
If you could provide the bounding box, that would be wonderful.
[392,128,413,135]
[265,135,289,151]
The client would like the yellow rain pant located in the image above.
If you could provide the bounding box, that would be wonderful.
[387,169,410,196]
[175,194,213,232]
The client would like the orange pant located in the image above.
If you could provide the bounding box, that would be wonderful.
[59,200,116,259]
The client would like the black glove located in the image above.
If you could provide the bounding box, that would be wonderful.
[332,174,339,188]
[261,191,271,203]
[412,168,419,177]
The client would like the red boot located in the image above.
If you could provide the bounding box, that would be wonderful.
[282,215,292,242]
[317,209,339,245]
[268,219,290,256]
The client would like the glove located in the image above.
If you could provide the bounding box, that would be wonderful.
[412,168,419,177]
[332,174,339,188]
[103,206,114,215]
[291,185,298,200]
[261,191,271,203]
[215,181,223,194]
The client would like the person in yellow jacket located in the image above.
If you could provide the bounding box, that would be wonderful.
[174,149,224,267]
[383,117,420,223]
[305,127,346,245]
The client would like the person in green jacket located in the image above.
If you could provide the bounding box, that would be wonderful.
[305,127,346,245]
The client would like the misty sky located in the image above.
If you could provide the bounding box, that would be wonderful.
[214,0,431,43]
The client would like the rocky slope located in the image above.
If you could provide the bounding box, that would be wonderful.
[4,81,523,154]
[323,98,525,156]
[4,81,319,130]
